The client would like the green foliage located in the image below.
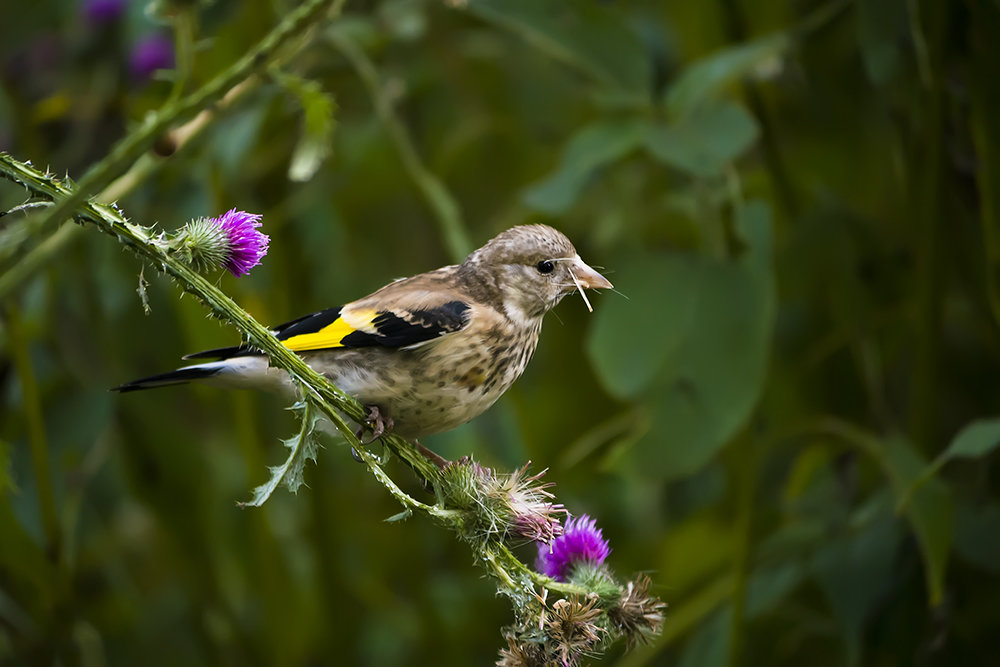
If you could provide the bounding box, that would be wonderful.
[588,201,775,478]
[243,401,322,507]
[645,102,759,178]
[467,0,651,105]
[274,70,338,182]
[2,0,1000,665]
[523,119,647,215]
[664,32,791,117]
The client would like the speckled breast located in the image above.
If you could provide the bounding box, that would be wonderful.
[307,326,541,439]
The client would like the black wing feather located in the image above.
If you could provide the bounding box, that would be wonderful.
[181,301,468,359]
[274,306,344,340]
[352,300,470,348]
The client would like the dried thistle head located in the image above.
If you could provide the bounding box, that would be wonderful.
[495,635,547,667]
[545,595,604,666]
[441,459,565,543]
[496,463,566,543]
[607,574,666,650]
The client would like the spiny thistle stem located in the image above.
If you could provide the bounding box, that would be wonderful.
[1,151,664,660]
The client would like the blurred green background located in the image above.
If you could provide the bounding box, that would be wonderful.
[3,0,1000,664]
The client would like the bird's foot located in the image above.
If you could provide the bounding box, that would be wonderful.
[415,441,451,469]
[353,405,393,444]
[366,404,393,440]
[350,405,394,462]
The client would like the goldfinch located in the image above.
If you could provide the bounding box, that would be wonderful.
[115,225,612,440]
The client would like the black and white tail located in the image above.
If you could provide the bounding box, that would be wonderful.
[112,364,226,392]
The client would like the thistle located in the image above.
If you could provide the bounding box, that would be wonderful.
[608,574,667,649]
[130,33,175,80]
[82,0,126,25]
[173,209,269,277]
[440,459,565,544]
[536,514,611,583]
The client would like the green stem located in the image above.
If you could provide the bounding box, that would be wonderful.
[165,8,197,109]
[0,152,574,604]
[5,304,60,560]
[908,0,948,455]
[968,0,1000,328]
[716,0,801,219]
[0,77,260,302]
[329,33,472,263]
[29,0,343,244]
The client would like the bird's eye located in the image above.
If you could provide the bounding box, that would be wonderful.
[536,260,555,274]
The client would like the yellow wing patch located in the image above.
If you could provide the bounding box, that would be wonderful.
[281,308,377,352]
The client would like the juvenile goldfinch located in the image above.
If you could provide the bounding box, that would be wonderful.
[116,225,612,440]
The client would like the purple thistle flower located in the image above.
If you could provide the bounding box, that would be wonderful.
[130,34,174,80]
[82,0,127,25]
[536,514,611,582]
[212,209,269,277]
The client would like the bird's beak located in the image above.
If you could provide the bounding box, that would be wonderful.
[571,258,613,290]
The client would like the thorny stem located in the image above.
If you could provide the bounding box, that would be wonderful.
[0,151,585,607]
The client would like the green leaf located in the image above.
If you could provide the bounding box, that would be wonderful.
[384,509,413,523]
[586,256,700,399]
[591,201,775,479]
[242,401,321,507]
[936,418,1000,464]
[274,71,337,183]
[882,436,953,605]
[645,102,759,178]
[522,118,647,214]
[897,418,1000,552]
[665,32,791,117]
[466,0,651,102]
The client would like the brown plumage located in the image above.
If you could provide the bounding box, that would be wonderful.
[115,225,612,439]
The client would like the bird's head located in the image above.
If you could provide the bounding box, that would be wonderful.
[461,225,613,322]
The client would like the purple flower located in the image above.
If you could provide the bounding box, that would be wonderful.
[130,34,174,80]
[178,209,269,277]
[536,514,611,582]
[212,209,269,277]
[82,0,127,25]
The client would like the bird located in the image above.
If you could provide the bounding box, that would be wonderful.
[115,224,612,446]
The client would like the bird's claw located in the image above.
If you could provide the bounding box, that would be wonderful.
[416,441,451,469]
[350,405,394,464]
[353,405,393,446]
[366,405,393,441]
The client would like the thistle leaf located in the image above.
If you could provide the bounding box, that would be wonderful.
[384,509,413,523]
[241,400,322,507]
